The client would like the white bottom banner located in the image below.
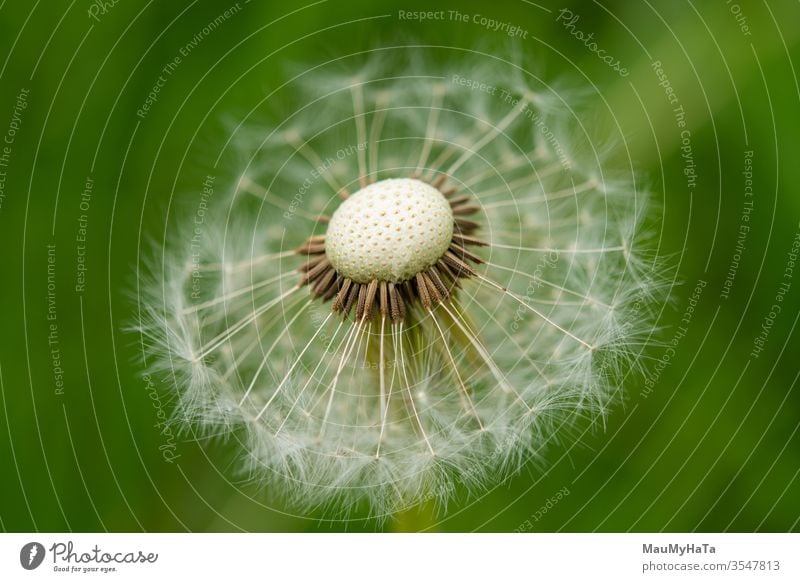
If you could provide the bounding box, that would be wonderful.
[1,533,797,581]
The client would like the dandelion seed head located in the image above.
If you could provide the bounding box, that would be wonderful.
[136,53,666,520]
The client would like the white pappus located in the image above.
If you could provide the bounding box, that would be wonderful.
[136,54,665,520]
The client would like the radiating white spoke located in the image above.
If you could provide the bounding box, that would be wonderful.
[238,176,323,221]
[467,297,552,384]
[398,322,435,455]
[446,97,530,175]
[376,321,400,458]
[274,318,346,436]
[482,179,597,209]
[284,131,344,194]
[473,273,593,349]
[428,307,483,429]
[194,250,298,274]
[319,320,365,436]
[351,84,368,187]
[376,317,387,449]
[484,261,612,308]
[249,310,333,414]
[460,149,552,189]
[195,286,299,360]
[438,301,532,411]
[487,243,626,254]
[219,293,307,382]
[182,271,293,315]
[471,163,565,198]
[415,85,445,174]
[241,301,311,409]
[368,94,389,182]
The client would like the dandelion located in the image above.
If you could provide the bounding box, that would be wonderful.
[138,56,661,518]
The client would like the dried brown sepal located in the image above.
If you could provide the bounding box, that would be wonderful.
[421,272,442,305]
[312,268,338,299]
[436,259,463,288]
[388,283,406,322]
[416,273,432,310]
[427,265,451,298]
[452,233,489,247]
[451,205,481,216]
[299,254,328,273]
[321,274,343,300]
[300,259,332,285]
[342,282,360,317]
[441,186,458,198]
[388,283,400,322]
[449,243,485,265]
[296,242,327,255]
[442,251,478,278]
[332,278,352,312]
[362,279,379,321]
[355,284,368,321]
[454,218,481,235]
[379,281,389,320]
[448,195,472,207]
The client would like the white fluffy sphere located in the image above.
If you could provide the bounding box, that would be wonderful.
[325,178,454,283]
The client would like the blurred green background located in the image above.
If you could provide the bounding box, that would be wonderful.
[0,0,798,532]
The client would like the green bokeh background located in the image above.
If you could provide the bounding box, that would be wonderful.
[0,0,798,532]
